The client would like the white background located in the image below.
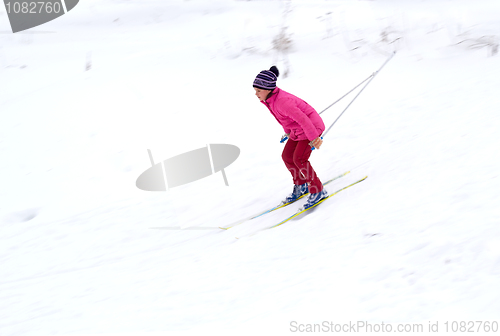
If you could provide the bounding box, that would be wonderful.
[1,1,500,335]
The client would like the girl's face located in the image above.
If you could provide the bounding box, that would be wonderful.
[254,88,271,101]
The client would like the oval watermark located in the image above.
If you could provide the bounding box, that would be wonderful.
[3,0,79,33]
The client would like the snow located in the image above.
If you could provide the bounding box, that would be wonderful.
[1,0,500,335]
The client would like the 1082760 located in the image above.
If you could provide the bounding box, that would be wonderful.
[5,1,62,14]
[444,321,499,333]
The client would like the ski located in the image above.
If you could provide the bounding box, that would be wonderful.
[219,171,350,230]
[235,176,367,238]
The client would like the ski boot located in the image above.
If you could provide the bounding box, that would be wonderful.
[301,189,329,210]
[282,183,308,205]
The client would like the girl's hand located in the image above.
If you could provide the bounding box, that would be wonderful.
[311,137,323,149]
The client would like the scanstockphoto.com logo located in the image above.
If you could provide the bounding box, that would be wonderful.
[3,0,79,33]
[137,144,240,191]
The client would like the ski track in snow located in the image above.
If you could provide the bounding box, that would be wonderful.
[1,1,500,335]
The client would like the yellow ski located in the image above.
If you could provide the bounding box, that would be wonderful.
[219,171,350,230]
[268,176,368,229]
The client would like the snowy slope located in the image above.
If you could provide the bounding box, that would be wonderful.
[1,1,500,335]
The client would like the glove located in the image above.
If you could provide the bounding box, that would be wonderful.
[310,137,323,150]
[280,134,290,143]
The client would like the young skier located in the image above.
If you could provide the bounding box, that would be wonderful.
[253,66,328,209]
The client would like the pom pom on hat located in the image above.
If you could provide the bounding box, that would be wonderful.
[253,65,279,90]
[269,66,279,78]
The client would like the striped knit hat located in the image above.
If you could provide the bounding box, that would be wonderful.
[253,66,280,90]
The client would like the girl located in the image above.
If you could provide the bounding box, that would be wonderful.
[253,66,327,210]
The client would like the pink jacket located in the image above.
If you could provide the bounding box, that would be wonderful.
[262,88,325,141]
